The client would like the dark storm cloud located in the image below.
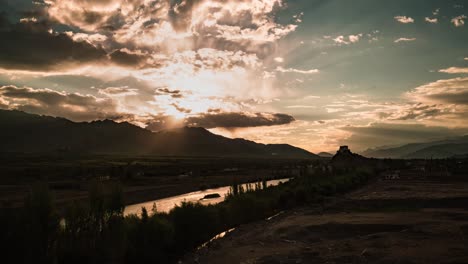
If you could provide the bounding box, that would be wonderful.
[0,18,107,71]
[0,85,118,121]
[185,112,295,129]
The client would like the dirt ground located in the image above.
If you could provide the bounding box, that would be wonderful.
[183,175,468,264]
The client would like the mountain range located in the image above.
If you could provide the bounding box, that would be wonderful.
[0,110,319,159]
[317,152,333,158]
[362,136,468,159]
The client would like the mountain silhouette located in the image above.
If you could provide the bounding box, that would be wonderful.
[0,110,319,158]
[362,136,468,159]
[317,152,333,158]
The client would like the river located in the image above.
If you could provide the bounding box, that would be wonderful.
[124,178,290,216]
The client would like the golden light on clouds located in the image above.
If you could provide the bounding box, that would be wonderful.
[1,0,468,153]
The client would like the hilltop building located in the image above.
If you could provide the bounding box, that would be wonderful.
[338,146,351,154]
[331,145,374,169]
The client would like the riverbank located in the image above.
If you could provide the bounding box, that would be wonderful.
[124,178,290,215]
[182,175,468,263]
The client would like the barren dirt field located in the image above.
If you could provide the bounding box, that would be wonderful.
[184,175,468,264]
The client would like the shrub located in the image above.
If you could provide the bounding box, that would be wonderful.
[170,202,221,252]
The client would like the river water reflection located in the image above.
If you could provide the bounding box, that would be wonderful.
[124,178,290,216]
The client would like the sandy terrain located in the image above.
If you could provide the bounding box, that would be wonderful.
[183,176,468,263]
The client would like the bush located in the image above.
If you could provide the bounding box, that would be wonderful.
[226,194,270,225]
[125,213,174,263]
[170,202,221,252]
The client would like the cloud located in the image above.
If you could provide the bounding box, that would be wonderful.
[66,32,108,43]
[145,115,182,131]
[365,78,468,128]
[98,86,139,97]
[185,112,295,129]
[425,17,438,24]
[44,0,299,56]
[286,105,316,109]
[348,34,362,43]
[394,16,414,24]
[0,19,107,71]
[168,0,204,32]
[326,77,468,151]
[0,84,289,131]
[333,34,363,45]
[173,48,261,70]
[20,17,38,23]
[387,104,448,121]
[394,37,416,43]
[304,95,321,99]
[340,123,468,151]
[45,0,135,32]
[170,103,192,114]
[274,57,284,63]
[439,67,468,74]
[108,49,153,68]
[451,15,467,27]
[333,35,348,44]
[276,66,319,74]
[144,111,296,131]
[0,85,119,121]
[0,0,300,114]
[2,0,299,75]
[155,87,184,98]
[406,77,468,105]
[0,15,159,72]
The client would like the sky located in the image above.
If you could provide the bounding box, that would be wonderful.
[0,0,467,153]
